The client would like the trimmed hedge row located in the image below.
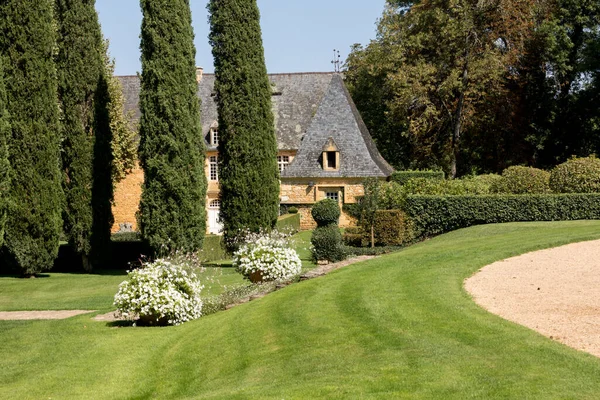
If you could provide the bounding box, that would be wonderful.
[390,170,445,185]
[404,194,600,237]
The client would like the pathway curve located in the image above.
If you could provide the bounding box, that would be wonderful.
[465,239,600,357]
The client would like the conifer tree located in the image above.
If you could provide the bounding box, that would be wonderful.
[138,0,207,255]
[0,0,63,275]
[208,0,280,247]
[55,0,109,270]
[0,60,9,249]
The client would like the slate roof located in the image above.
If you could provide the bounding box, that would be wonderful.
[280,75,394,178]
[118,72,393,178]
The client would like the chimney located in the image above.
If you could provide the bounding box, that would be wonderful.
[195,66,204,83]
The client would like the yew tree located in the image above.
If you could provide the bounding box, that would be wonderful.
[0,59,9,249]
[138,0,207,255]
[208,0,280,247]
[0,0,63,275]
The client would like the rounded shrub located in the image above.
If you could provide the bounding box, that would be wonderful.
[311,224,346,262]
[288,206,298,214]
[114,259,203,326]
[550,156,600,193]
[491,166,550,194]
[311,199,340,226]
[232,231,301,283]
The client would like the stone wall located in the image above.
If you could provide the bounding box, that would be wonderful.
[112,164,144,233]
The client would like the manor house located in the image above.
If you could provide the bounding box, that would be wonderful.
[112,71,394,234]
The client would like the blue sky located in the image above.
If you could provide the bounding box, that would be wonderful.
[95,0,385,76]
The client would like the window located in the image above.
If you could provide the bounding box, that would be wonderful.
[326,191,339,202]
[209,199,220,208]
[209,156,218,181]
[326,151,337,169]
[210,128,219,146]
[277,155,289,173]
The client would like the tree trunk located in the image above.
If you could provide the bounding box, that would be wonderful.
[82,254,92,273]
[451,56,469,179]
[370,225,375,248]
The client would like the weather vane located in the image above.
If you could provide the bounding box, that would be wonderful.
[331,49,341,73]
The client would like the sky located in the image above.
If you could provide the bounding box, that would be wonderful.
[95,0,385,76]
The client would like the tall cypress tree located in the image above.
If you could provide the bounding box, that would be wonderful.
[138,0,207,255]
[0,0,63,275]
[55,0,109,271]
[208,0,280,246]
[0,59,9,249]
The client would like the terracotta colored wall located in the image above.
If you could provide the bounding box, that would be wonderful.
[112,165,144,233]
[112,157,375,233]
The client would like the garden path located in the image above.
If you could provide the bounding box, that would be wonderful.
[0,310,94,320]
[465,239,600,358]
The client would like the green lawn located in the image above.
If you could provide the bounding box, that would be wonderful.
[2,221,600,398]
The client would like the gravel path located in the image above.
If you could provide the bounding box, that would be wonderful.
[465,239,600,358]
[0,310,94,320]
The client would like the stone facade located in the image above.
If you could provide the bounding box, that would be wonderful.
[112,72,394,234]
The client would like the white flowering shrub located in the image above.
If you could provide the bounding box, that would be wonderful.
[233,230,302,282]
[114,259,203,326]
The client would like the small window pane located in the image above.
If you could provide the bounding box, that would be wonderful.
[209,156,218,181]
[278,155,290,173]
[326,191,339,201]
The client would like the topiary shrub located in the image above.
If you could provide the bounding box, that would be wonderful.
[373,210,415,246]
[550,156,600,193]
[311,224,346,262]
[491,166,550,194]
[311,199,345,262]
[288,206,298,214]
[311,198,340,226]
[113,259,203,326]
[233,230,301,283]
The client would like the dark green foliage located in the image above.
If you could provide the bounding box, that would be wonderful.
[138,0,207,255]
[372,210,415,246]
[311,225,346,262]
[491,166,550,194]
[550,157,600,193]
[209,0,280,247]
[342,203,362,220]
[390,170,445,185]
[275,214,300,235]
[0,60,9,248]
[342,227,367,247]
[287,207,298,214]
[311,199,340,226]
[0,0,63,275]
[55,0,110,270]
[404,194,600,238]
[311,199,345,262]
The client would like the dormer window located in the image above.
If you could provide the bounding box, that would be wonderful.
[209,121,219,146]
[322,137,340,171]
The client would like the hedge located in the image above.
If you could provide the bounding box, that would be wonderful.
[276,213,301,234]
[373,210,415,246]
[404,194,600,238]
[390,170,445,185]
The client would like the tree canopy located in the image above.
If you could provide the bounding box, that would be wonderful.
[345,0,600,176]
